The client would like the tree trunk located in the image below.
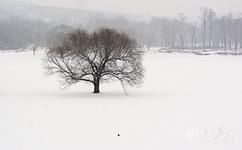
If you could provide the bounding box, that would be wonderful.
[93,78,100,93]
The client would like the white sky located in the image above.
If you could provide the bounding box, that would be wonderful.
[18,0,242,17]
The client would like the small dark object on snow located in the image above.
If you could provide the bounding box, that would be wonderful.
[118,134,120,136]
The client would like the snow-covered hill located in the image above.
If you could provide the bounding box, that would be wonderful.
[0,0,150,24]
[0,0,98,24]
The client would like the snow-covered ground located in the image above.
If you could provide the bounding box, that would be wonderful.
[0,50,241,150]
[159,48,242,55]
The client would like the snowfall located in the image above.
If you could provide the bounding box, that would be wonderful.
[0,49,241,150]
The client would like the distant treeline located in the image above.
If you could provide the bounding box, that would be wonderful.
[0,17,50,49]
[1,8,242,52]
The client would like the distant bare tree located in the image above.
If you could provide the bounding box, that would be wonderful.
[208,9,216,48]
[228,13,233,50]
[33,21,41,55]
[45,28,144,93]
[221,16,228,50]
[191,23,197,51]
[178,13,186,50]
[201,8,209,51]
[233,18,240,53]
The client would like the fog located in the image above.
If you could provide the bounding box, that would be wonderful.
[1,0,242,51]
[18,0,242,17]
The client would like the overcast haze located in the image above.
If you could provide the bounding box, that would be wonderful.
[16,0,242,17]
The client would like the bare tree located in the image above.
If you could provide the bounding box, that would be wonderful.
[45,28,144,93]
[221,16,228,50]
[178,13,186,50]
[239,17,242,49]
[201,8,208,51]
[208,9,216,48]
[191,24,197,51]
[33,21,41,55]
